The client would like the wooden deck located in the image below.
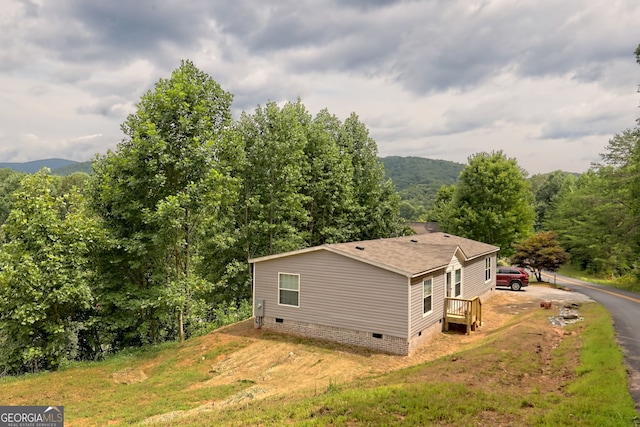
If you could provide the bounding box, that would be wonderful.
[444,296,482,334]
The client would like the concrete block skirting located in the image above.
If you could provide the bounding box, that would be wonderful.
[260,317,410,355]
[257,287,496,356]
[408,320,443,353]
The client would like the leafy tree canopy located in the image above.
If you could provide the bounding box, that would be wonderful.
[511,231,569,282]
[546,128,640,277]
[89,59,239,347]
[0,170,104,373]
[529,170,575,230]
[433,151,535,256]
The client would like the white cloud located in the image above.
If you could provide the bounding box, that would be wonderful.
[0,0,638,174]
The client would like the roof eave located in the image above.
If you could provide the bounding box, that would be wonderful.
[248,246,326,264]
[410,264,449,278]
[324,246,414,277]
[462,247,500,262]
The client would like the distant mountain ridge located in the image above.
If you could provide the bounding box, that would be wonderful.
[0,159,92,175]
[382,156,464,191]
[381,156,465,219]
[1,156,463,183]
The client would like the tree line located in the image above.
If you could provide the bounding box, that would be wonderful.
[1,43,638,375]
[427,44,640,282]
[527,44,640,280]
[0,61,404,374]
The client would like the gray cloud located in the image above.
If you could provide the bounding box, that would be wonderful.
[0,0,638,174]
[539,111,627,140]
[198,0,640,98]
[51,1,207,60]
[77,96,133,118]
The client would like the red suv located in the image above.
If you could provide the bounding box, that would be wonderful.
[496,267,529,291]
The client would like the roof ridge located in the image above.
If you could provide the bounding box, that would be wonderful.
[250,233,499,276]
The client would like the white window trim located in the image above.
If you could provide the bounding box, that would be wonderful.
[445,256,463,298]
[485,257,492,283]
[278,272,300,308]
[454,268,462,298]
[422,277,433,316]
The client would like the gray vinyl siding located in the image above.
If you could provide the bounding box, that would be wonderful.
[253,250,409,338]
[408,254,496,336]
[409,270,445,337]
[462,255,496,298]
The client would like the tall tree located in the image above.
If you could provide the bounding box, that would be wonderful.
[205,101,310,303]
[547,127,640,276]
[545,171,636,275]
[437,151,535,255]
[427,184,457,225]
[530,170,573,230]
[89,60,239,347]
[0,171,104,373]
[339,113,404,240]
[210,103,406,300]
[238,101,310,256]
[547,44,640,277]
[303,108,356,245]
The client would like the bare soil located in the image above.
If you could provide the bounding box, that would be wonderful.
[143,285,590,424]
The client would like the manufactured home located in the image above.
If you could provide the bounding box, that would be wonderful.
[250,232,499,355]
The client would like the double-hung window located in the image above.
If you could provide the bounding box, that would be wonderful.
[485,257,491,282]
[454,269,461,297]
[279,273,299,307]
[423,278,433,314]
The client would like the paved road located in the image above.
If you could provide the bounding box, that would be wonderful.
[541,272,640,411]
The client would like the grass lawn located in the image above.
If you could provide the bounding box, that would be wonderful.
[0,297,637,426]
[0,339,253,425]
[191,304,637,427]
[558,265,640,293]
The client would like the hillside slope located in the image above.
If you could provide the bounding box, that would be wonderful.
[382,156,463,192]
[382,156,464,218]
[0,289,622,426]
[51,161,92,175]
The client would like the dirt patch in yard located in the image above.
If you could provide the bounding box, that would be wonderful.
[111,367,148,384]
[142,285,590,424]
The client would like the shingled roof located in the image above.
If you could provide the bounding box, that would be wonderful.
[249,232,499,278]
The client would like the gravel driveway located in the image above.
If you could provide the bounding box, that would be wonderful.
[497,284,593,303]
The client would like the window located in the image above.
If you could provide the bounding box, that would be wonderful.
[454,269,461,297]
[279,273,299,307]
[423,278,433,314]
[485,257,491,282]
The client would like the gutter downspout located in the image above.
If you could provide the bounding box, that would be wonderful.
[252,262,263,329]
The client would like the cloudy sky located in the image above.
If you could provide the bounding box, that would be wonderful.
[2,0,639,174]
